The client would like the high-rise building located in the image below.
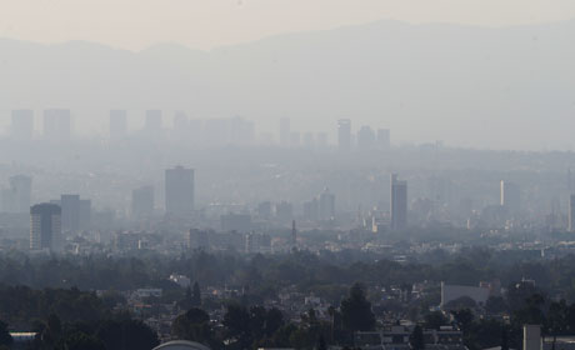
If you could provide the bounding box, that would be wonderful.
[173,111,189,139]
[189,229,210,250]
[145,110,163,132]
[357,125,376,150]
[10,175,32,213]
[132,186,154,218]
[30,203,61,251]
[60,194,81,232]
[391,174,408,230]
[109,110,128,140]
[165,166,195,217]
[275,201,293,223]
[500,181,521,214]
[79,199,92,229]
[221,213,252,232]
[1,175,32,213]
[316,133,328,148]
[303,198,319,221]
[11,109,34,140]
[338,119,352,151]
[279,118,291,146]
[377,129,391,149]
[231,116,255,145]
[569,194,575,232]
[43,109,71,140]
[319,188,336,221]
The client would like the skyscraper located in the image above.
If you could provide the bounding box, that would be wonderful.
[132,186,154,218]
[43,109,71,141]
[30,203,61,251]
[9,175,32,213]
[145,110,163,133]
[11,109,34,140]
[109,110,128,141]
[173,111,189,139]
[60,194,81,232]
[318,188,336,221]
[569,194,575,232]
[338,119,352,151]
[500,181,521,215]
[165,166,195,217]
[357,125,376,150]
[391,174,408,230]
[279,118,291,147]
[377,129,391,149]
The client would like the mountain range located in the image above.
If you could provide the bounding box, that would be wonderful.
[1,19,574,150]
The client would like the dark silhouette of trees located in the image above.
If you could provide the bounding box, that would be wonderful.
[410,325,425,350]
[340,283,375,332]
[192,282,202,307]
[0,321,12,347]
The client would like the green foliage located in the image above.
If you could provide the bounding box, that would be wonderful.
[410,325,425,350]
[0,321,12,347]
[340,283,375,332]
[423,311,448,330]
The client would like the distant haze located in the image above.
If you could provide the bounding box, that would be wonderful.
[1,15,574,150]
[1,0,575,50]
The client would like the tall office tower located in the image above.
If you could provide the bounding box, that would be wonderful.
[316,133,328,148]
[173,111,189,137]
[303,198,319,221]
[132,186,154,218]
[109,110,128,140]
[9,175,32,213]
[289,131,301,147]
[279,118,291,146]
[165,166,195,217]
[189,229,210,250]
[30,203,61,251]
[338,119,352,151]
[275,201,293,223]
[500,181,521,214]
[569,195,575,232]
[11,109,34,140]
[377,129,391,149]
[60,194,81,232]
[390,174,408,230]
[319,188,336,221]
[204,119,231,146]
[145,110,163,133]
[357,125,376,149]
[231,116,255,145]
[79,199,91,229]
[291,220,297,247]
[43,109,71,140]
[303,132,314,148]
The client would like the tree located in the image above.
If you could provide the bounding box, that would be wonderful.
[223,304,252,350]
[0,321,12,347]
[172,308,217,348]
[317,334,327,350]
[192,282,202,307]
[410,325,425,350]
[340,283,375,332]
[423,311,448,330]
[501,327,509,350]
[486,296,508,315]
[96,319,159,350]
[57,332,105,350]
[122,319,160,350]
[451,309,474,333]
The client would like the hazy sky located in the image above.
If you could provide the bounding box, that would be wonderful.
[1,0,574,50]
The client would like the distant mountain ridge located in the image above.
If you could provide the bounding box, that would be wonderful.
[1,19,574,150]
